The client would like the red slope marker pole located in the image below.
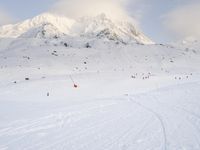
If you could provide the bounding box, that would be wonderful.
[69,75,78,88]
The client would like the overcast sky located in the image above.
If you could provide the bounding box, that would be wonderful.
[0,0,199,43]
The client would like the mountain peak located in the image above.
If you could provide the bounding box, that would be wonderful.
[0,13,154,44]
[72,13,153,44]
[0,13,74,38]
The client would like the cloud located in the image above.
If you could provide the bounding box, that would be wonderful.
[0,7,14,26]
[163,2,200,40]
[50,0,136,22]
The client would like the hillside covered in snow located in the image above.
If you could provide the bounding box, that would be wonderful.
[0,13,200,150]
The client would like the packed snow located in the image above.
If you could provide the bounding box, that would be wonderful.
[0,13,200,150]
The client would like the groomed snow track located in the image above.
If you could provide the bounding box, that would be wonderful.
[1,82,200,150]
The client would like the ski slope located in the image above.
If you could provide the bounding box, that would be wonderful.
[1,77,200,150]
[0,15,200,150]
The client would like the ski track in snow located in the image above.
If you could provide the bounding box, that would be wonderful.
[128,98,168,150]
[1,81,200,150]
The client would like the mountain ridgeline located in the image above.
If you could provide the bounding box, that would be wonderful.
[0,13,154,45]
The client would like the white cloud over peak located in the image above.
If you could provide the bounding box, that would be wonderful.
[50,0,137,23]
[163,2,200,40]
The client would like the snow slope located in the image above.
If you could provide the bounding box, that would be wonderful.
[0,14,200,150]
[1,82,200,150]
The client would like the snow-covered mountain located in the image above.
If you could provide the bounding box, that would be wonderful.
[0,13,74,38]
[1,31,200,149]
[0,13,153,44]
[1,12,200,150]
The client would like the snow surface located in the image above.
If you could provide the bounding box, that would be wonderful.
[0,14,200,150]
